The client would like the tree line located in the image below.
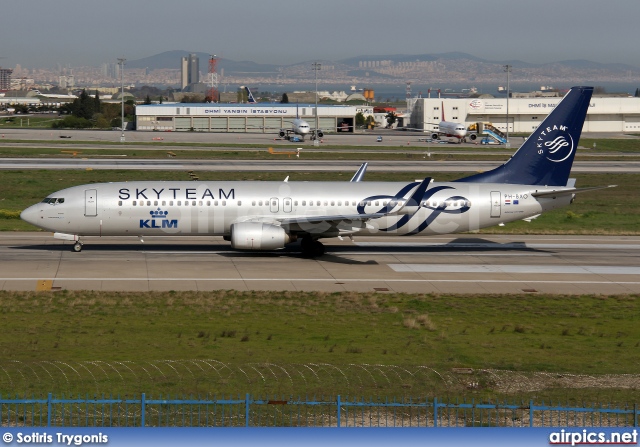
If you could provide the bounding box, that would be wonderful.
[52,89,135,129]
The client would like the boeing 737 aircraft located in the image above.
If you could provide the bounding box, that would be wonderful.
[278,105,324,142]
[21,87,612,257]
[430,102,467,142]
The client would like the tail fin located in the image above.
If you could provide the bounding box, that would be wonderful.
[245,87,257,103]
[455,86,593,186]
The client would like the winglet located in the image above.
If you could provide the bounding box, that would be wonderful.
[350,162,368,182]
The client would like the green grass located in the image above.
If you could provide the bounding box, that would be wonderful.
[0,290,638,403]
[0,116,60,129]
[1,170,638,234]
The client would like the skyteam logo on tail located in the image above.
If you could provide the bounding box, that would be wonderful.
[536,124,574,163]
[140,208,178,229]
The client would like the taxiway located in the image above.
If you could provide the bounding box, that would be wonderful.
[2,233,639,294]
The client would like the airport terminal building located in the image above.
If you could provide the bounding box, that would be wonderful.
[411,95,640,134]
[135,104,373,133]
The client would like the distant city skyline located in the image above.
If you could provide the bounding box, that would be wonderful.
[2,0,640,70]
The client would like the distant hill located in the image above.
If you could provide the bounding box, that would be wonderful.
[127,50,280,74]
[125,51,640,84]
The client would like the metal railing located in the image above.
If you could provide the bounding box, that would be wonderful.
[0,394,637,428]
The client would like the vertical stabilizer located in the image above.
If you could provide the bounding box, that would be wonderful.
[455,86,593,186]
[245,87,257,103]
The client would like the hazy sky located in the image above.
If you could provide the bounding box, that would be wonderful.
[2,0,639,69]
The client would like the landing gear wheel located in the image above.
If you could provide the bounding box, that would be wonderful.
[301,237,325,258]
[310,240,325,257]
[73,241,83,252]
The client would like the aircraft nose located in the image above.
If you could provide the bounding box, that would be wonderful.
[20,204,41,226]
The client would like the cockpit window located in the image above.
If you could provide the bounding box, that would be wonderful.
[42,198,65,204]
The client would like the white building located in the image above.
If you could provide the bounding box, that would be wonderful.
[136,103,374,133]
[411,95,640,133]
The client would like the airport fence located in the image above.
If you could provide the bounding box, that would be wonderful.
[0,394,637,428]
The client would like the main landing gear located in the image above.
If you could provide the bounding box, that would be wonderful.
[300,236,325,258]
[73,241,83,252]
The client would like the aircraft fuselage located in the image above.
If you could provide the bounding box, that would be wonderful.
[21,180,569,239]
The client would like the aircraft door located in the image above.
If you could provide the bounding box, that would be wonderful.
[490,191,501,218]
[283,197,292,213]
[269,197,279,213]
[85,189,97,217]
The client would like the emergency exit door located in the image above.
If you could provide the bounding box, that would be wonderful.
[490,191,501,218]
[85,189,97,217]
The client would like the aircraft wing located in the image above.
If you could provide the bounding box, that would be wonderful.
[278,212,389,235]
[532,185,616,198]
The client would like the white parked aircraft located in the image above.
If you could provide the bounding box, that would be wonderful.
[431,101,467,142]
[21,87,612,257]
[278,105,324,142]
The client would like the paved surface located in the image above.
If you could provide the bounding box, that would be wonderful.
[1,127,639,148]
[1,157,639,173]
[2,233,639,294]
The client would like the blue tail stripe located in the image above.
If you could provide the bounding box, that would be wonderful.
[455,86,593,186]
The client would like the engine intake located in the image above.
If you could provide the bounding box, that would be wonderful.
[316,130,324,138]
[230,222,293,250]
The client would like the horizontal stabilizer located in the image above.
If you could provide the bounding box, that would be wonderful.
[532,185,617,198]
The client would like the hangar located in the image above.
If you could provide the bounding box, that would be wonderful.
[135,103,373,133]
[410,95,640,134]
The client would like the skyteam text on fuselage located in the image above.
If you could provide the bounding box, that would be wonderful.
[21,87,613,257]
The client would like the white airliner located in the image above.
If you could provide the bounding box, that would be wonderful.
[21,87,612,257]
[430,102,467,142]
[278,105,324,142]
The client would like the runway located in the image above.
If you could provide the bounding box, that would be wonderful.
[1,157,639,173]
[2,233,639,294]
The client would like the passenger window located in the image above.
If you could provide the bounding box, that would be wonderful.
[162,201,166,206]
[199,201,203,206]
[222,201,226,206]
[177,201,182,206]
[133,201,137,206]
[118,201,122,206]
[192,201,196,206]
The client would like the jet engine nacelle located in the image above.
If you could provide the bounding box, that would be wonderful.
[469,133,478,141]
[278,130,286,138]
[316,130,324,138]
[431,133,439,140]
[230,222,293,250]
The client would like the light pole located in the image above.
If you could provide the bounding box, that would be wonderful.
[312,61,321,141]
[504,64,511,147]
[117,57,126,142]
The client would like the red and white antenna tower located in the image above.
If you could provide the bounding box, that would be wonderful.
[207,54,219,102]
